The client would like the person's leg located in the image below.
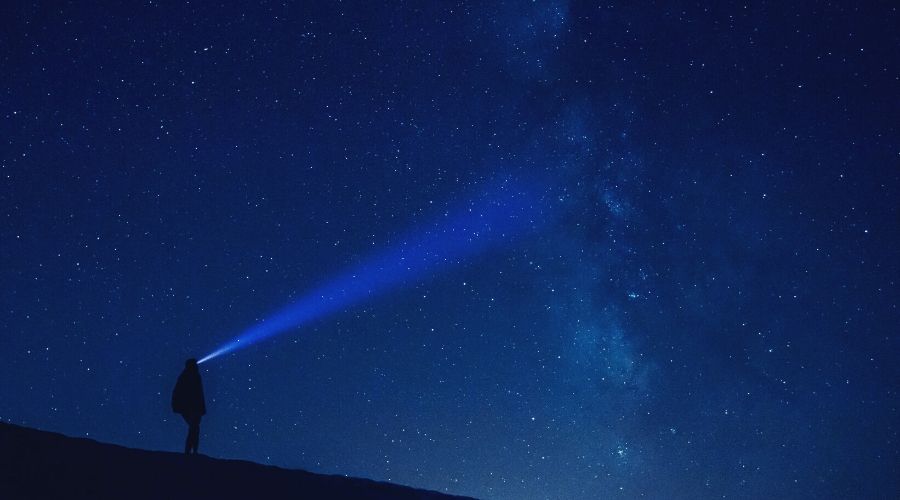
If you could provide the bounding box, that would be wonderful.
[188,416,201,454]
[182,415,192,454]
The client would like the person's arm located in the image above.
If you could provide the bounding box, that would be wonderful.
[198,380,206,416]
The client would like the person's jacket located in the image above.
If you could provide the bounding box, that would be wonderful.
[172,368,206,416]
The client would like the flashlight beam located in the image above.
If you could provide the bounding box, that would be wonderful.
[199,180,545,364]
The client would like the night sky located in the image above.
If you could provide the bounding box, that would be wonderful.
[2,2,898,499]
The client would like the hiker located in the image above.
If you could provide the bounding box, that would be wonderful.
[171,358,206,455]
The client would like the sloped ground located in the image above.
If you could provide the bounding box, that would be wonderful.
[0,422,474,500]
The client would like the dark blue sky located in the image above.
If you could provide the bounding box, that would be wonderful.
[2,2,897,498]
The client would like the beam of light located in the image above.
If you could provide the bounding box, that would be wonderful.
[199,179,548,364]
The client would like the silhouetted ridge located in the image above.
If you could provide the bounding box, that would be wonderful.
[0,422,475,500]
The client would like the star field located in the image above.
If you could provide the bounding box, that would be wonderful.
[2,2,898,499]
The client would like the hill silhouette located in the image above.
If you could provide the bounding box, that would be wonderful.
[0,422,475,500]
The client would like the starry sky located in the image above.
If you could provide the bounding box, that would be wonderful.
[2,1,898,499]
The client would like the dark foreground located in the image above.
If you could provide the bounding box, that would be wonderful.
[0,422,475,500]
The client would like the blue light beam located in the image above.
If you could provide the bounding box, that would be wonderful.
[199,180,547,364]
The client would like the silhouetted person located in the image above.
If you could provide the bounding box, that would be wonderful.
[171,358,206,455]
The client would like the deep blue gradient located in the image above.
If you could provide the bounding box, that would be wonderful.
[200,180,547,363]
[2,2,898,499]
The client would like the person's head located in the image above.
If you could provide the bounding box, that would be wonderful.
[185,358,198,370]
